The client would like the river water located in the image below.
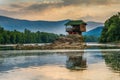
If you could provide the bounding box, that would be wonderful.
[0,44,120,80]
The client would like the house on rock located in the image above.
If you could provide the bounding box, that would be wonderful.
[65,20,87,35]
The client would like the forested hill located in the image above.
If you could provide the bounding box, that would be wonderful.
[0,27,59,44]
[99,13,120,43]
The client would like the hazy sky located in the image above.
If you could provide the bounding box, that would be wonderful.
[0,0,120,22]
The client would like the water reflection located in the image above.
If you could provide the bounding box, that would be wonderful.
[0,53,66,72]
[66,52,87,70]
[0,50,120,80]
[0,50,119,72]
[103,51,120,72]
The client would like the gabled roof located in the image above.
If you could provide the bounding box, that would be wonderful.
[65,20,87,26]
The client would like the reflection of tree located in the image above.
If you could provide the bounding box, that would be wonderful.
[0,55,4,65]
[66,52,87,70]
[103,52,120,72]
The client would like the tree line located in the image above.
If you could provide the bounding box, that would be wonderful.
[99,12,120,43]
[0,26,59,44]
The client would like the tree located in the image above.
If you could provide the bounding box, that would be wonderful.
[0,26,59,44]
[99,12,120,43]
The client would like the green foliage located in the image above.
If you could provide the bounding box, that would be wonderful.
[99,12,120,43]
[103,52,120,71]
[0,27,59,44]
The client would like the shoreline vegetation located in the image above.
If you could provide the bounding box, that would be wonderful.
[13,34,86,50]
[0,34,86,50]
[0,26,86,50]
[99,13,120,43]
[0,27,60,44]
[0,26,93,50]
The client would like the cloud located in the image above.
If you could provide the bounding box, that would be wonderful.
[23,3,59,12]
[2,0,120,12]
[20,0,120,12]
[63,0,108,6]
[0,9,18,16]
[10,4,24,8]
[63,0,120,6]
[0,0,120,22]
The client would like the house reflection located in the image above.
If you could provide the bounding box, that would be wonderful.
[66,52,87,70]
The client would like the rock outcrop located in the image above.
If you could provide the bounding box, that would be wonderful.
[41,34,86,49]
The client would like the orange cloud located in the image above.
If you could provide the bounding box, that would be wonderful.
[0,0,120,22]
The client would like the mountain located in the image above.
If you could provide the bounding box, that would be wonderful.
[0,15,104,34]
[83,26,104,37]
[86,21,104,31]
[0,16,68,34]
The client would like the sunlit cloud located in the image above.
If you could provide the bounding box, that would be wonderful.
[0,0,120,22]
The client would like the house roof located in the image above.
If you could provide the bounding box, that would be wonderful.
[65,20,87,26]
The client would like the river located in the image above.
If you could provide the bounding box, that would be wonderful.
[0,43,120,80]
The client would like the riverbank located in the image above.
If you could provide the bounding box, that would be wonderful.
[0,43,120,50]
[13,35,86,50]
[0,42,120,50]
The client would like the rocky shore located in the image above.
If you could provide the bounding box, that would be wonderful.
[14,34,86,50]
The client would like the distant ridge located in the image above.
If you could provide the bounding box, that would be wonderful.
[86,21,104,31]
[83,26,104,37]
[0,15,103,34]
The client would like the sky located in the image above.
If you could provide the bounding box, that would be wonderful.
[0,0,120,22]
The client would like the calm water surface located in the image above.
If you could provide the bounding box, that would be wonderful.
[0,46,120,80]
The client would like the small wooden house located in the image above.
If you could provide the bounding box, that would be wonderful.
[65,20,87,35]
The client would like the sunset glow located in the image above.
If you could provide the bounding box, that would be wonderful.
[0,0,120,22]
